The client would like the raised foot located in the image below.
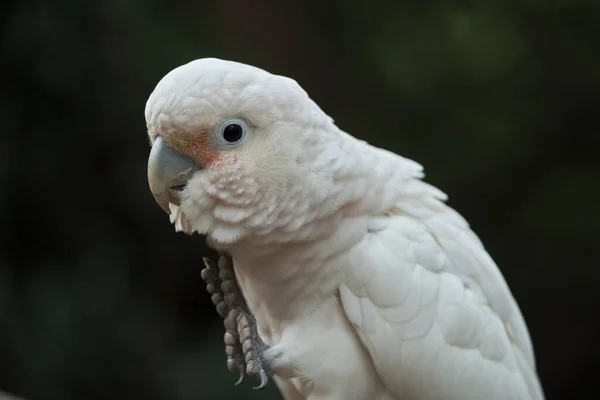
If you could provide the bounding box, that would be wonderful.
[201,253,273,390]
[236,307,273,389]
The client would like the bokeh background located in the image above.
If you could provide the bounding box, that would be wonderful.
[1,0,599,399]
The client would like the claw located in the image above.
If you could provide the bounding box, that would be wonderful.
[234,369,244,386]
[226,353,246,385]
[235,308,273,390]
[253,369,269,390]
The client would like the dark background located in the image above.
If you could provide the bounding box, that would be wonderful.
[1,0,599,399]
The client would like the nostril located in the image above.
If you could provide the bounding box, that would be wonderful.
[170,184,187,191]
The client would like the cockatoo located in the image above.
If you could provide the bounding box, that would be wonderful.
[145,58,545,400]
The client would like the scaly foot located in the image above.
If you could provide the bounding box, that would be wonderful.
[201,253,273,390]
[201,256,245,385]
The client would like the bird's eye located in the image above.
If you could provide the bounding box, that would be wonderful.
[223,124,243,142]
[216,119,248,147]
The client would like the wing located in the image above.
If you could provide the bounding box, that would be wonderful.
[339,199,544,400]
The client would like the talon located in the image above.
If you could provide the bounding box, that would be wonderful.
[227,356,245,386]
[234,308,273,389]
[234,369,244,386]
[202,257,216,270]
[253,369,269,390]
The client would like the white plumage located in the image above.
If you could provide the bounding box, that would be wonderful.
[145,58,544,400]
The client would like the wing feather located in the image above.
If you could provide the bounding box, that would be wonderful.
[340,200,544,400]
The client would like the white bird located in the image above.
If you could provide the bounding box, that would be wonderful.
[145,58,545,400]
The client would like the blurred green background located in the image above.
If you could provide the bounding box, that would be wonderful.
[1,0,599,399]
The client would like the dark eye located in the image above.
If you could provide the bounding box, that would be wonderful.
[216,118,248,147]
[222,123,244,143]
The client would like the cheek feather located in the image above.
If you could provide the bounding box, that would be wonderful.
[188,132,222,166]
[166,132,221,167]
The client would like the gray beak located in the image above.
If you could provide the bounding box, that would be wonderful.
[147,136,200,215]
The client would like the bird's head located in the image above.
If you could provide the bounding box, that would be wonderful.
[145,58,344,247]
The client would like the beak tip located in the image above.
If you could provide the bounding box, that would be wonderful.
[152,192,172,215]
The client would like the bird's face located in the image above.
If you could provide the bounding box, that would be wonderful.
[145,58,334,245]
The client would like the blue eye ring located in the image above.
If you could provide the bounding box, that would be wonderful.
[215,118,248,147]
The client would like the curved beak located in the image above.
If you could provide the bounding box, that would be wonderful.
[147,136,200,215]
